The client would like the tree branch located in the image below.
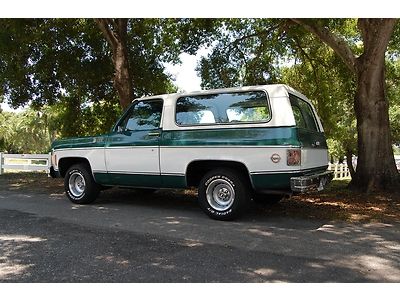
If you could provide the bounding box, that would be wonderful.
[291,19,357,74]
[94,18,119,49]
[357,18,397,59]
[225,23,282,53]
[292,36,321,93]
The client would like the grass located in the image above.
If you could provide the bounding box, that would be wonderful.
[0,173,399,223]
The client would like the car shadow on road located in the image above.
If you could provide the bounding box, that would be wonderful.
[91,187,346,228]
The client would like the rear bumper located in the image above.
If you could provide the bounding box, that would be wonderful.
[290,170,333,193]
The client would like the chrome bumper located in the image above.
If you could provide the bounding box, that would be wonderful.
[290,171,334,193]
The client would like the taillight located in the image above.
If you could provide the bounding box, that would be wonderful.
[287,149,301,166]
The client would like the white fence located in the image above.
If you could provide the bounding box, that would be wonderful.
[0,153,51,175]
[328,162,352,179]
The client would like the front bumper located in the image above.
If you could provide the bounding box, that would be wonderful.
[290,170,333,193]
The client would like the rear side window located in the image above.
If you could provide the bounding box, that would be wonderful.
[175,91,270,126]
[289,94,319,132]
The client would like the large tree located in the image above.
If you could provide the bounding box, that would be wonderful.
[291,19,398,191]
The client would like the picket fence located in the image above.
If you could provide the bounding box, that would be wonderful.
[0,152,51,175]
[328,162,352,179]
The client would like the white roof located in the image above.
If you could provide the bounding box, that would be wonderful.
[136,84,310,103]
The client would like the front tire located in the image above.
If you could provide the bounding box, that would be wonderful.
[198,168,250,221]
[64,164,100,204]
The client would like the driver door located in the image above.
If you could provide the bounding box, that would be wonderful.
[104,99,163,187]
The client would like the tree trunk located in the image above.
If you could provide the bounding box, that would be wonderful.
[349,57,399,191]
[112,41,133,109]
[95,19,133,109]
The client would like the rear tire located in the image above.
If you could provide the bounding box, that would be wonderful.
[64,164,100,204]
[198,168,250,221]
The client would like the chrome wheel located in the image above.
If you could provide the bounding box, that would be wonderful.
[68,172,86,198]
[205,178,235,211]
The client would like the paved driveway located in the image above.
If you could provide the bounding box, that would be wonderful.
[0,188,399,282]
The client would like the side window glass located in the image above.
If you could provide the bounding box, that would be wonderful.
[290,95,319,132]
[176,91,270,126]
[291,105,307,129]
[226,106,269,122]
[120,100,163,131]
[176,110,216,125]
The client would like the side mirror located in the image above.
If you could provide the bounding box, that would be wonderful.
[116,125,124,133]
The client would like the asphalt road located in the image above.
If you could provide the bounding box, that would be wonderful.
[0,188,399,282]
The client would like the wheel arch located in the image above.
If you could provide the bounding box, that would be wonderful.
[58,157,92,177]
[185,159,254,189]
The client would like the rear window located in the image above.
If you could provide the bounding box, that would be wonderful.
[175,91,270,126]
[289,94,319,132]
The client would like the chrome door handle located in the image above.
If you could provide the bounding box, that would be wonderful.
[148,132,160,137]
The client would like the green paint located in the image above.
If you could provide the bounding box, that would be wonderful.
[52,134,107,150]
[94,172,162,187]
[297,128,328,148]
[161,175,187,188]
[161,126,301,147]
[93,166,328,191]
[106,129,161,147]
[94,172,186,189]
[251,173,294,190]
[52,126,328,150]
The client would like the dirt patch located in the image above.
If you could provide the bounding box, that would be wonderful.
[1,173,399,223]
[261,180,400,223]
[0,172,64,194]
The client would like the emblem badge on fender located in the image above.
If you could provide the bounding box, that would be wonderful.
[271,153,281,163]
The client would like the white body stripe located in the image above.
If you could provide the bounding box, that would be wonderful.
[105,147,160,174]
[301,149,329,170]
[55,148,106,172]
[160,147,302,175]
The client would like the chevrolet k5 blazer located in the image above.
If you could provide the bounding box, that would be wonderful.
[51,84,333,220]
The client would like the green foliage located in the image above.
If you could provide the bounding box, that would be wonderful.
[0,101,125,153]
[198,19,288,89]
[0,19,193,139]
[280,32,358,160]
[393,145,400,155]
[42,98,123,139]
[0,110,50,153]
[0,19,182,109]
[386,58,400,145]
